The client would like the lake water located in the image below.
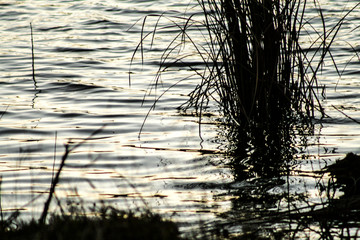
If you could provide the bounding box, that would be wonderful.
[0,0,359,237]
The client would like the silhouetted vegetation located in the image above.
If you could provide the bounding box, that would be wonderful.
[2,0,359,239]
[0,205,181,240]
[131,0,360,238]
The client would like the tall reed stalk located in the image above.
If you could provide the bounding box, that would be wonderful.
[187,0,324,126]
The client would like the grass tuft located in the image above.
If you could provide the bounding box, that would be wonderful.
[0,205,181,240]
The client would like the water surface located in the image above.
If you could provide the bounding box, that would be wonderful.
[0,0,359,237]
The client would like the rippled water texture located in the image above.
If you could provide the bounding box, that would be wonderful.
[0,0,359,236]
[0,0,228,228]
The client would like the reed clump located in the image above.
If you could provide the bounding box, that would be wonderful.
[132,0,358,180]
[133,0,360,128]
[187,0,324,126]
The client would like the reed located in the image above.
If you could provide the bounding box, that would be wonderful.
[187,0,323,126]
[39,127,105,224]
[0,127,182,240]
[132,0,358,129]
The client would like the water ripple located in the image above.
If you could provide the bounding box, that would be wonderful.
[0,0,359,235]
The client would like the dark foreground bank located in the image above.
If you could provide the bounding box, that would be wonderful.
[0,206,182,240]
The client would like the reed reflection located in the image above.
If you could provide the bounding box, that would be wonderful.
[214,121,360,239]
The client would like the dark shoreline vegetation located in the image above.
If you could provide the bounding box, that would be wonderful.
[1,0,359,239]
[0,206,181,240]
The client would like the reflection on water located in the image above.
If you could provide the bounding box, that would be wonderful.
[0,0,359,238]
[210,113,360,238]
[210,101,309,237]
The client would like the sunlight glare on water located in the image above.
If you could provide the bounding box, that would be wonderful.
[0,0,231,230]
